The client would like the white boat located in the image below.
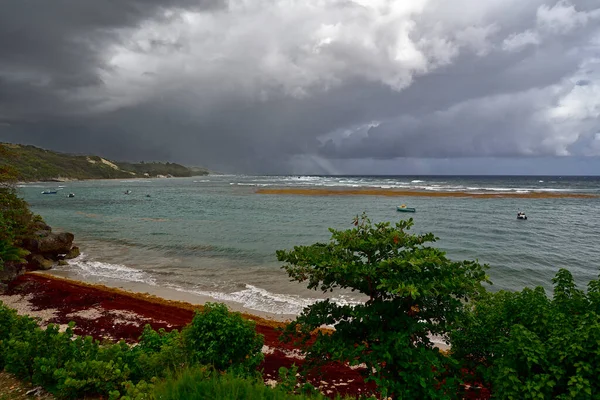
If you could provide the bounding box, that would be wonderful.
[517,212,527,220]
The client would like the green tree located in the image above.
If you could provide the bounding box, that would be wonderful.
[277,214,489,399]
[451,269,600,399]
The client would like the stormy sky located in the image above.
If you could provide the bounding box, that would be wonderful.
[1,0,599,174]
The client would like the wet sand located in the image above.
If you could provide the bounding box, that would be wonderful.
[257,188,598,199]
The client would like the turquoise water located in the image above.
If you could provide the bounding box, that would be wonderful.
[17,175,600,315]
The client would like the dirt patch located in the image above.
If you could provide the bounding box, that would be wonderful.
[0,372,54,400]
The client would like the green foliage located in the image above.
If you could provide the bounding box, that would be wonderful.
[0,163,40,268]
[152,367,329,400]
[128,325,186,380]
[0,186,38,245]
[277,364,319,397]
[0,240,29,269]
[451,268,600,399]
[0,143,198,181]
[277,213,489,399]
[0,301,154,399]
[0,300,271,399]
[182,303,265,373]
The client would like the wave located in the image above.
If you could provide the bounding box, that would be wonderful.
[167,284,362,315]
[65,254,156,285]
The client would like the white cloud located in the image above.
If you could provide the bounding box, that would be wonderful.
[503,30,540,51]
[536,0,591,34]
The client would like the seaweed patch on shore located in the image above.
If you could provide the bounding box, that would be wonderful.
[0,273,373,399]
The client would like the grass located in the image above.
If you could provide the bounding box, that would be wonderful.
[153,368,331,400]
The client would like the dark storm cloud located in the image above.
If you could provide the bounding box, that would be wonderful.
[0,0,224,119]
[1,0,599,174]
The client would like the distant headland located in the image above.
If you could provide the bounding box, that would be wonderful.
[0,143,210,182]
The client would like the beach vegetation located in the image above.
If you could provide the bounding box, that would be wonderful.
[0,300,270,400]
[0,166,39,245]
[152,366,333,400]
[182,302,265,374]
[451,268,600,399]
[0,164,39,271]
[277,213,489,399]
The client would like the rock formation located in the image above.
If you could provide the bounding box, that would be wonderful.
[1,223,78,285]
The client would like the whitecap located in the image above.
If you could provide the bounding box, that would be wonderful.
[66,254,156,285]
[168,284,362,315]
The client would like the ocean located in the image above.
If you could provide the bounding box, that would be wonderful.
[17,175,600,317]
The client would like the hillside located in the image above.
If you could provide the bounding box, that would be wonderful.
[0,143,209,181]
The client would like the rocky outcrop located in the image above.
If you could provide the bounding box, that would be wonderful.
[2,224,79,283]
[29,254,54,270]
[23,231,75,255]
[65,246,80,259]
[0,260,26,286]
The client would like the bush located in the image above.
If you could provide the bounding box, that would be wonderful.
[0,239,29,270]
[277,213,489,399]
[129,325,186,381]
[0,164,38,270]
[451,268,600,398]
[0,300,267,399]
[182,303,264,373]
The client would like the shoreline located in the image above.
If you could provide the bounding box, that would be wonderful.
[0,272,372,398]
[36,270,295,325]
[256,188,598,199]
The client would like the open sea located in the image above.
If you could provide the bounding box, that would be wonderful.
[17,175,600,316]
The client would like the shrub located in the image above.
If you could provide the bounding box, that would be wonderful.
[277,213,489,399]
[182,303,264,373]
[0,239,29,270]
[451,268,600,398]
[129,325,186,381]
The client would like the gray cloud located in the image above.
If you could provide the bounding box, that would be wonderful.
[1,0,599,174]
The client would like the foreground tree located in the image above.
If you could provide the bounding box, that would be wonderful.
[277,214,489,399]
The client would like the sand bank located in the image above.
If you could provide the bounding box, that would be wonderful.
[256,188,598,199]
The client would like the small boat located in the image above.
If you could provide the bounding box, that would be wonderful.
[517,212,527,220]
[397,205,416,213]
[67,193,75,198]
[41,190,57,194]
[124,190,131,195]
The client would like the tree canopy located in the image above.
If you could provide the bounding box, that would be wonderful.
[277,213,489,399]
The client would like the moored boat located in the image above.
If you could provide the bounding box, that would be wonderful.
[397,205,416,213]
[41,190,58,194]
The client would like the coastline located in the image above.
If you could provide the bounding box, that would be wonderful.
[256,188,598,199]
[0,272,373,398]
[37,269,296,324]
